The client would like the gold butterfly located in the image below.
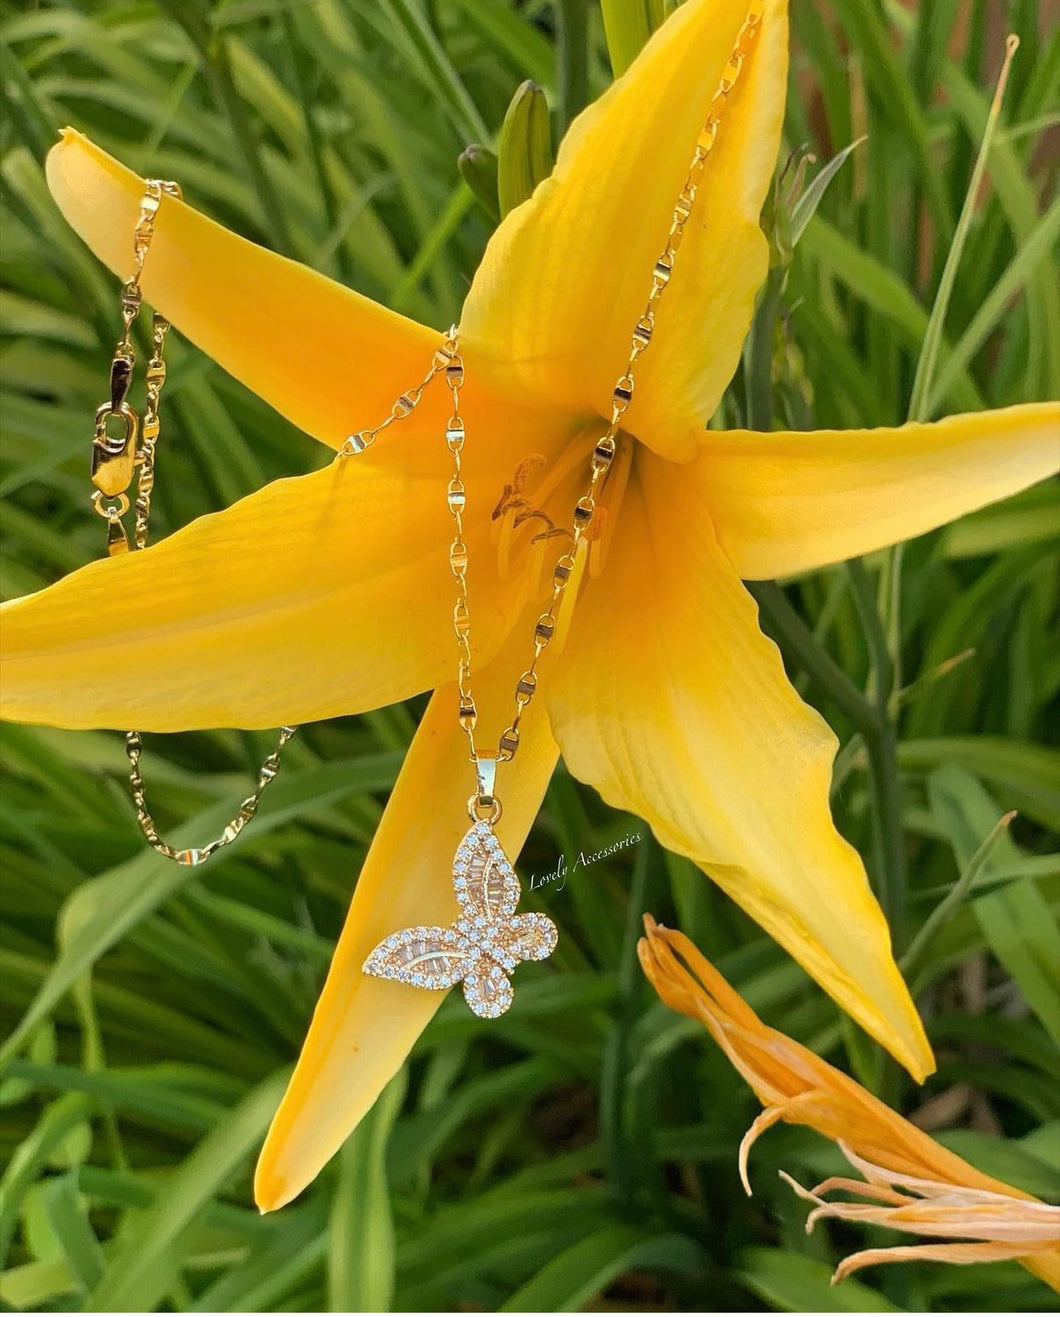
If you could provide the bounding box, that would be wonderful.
[362,819,558,1018]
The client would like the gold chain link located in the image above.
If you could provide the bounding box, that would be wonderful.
[92,180,299,867]
[125,726,298,866]
[436,328,479,759]
[339,346,455,456]
[132,310,171,550]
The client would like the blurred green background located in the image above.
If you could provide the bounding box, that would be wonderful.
[1,0,1058,1311]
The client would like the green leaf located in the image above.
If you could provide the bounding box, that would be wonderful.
[908,35,1019,420]
[84,1070,288,1312]
[827,0,953,239]
[941,482,1060,558]
[40,1171,105,1293]
[902,805,1014,979]
[799,218,984,413]
[927,766,1060,1044]
[975,880,1060,1046]
[941,57,1060,398]
[0,1258,76,1311]
[188,1202,327,1312]
[500,1225,706,1312]
[737,1247,905,1312]
[902,738,1060,831]
[790,137,866,247]
[377,0,488,141]
[327,1070,406,1314]
[0,754,400,1065]
[450,0,554,87]
[0,1093,93,1264]
[935,1129,1060,1201]
[927,196,1060,413]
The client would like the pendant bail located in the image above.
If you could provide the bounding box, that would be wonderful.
[476,753,497,808]
[469,753,502,823]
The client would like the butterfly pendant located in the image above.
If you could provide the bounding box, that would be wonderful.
[362,819,558,1018]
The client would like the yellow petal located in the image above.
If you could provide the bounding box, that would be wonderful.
[254,626,560,1211]
[693,401,1060,580]
[549,451,933,1079]
[1027,1251,1060,1292]
[461,0,787,461]
[0,400,571,729]
[45,129,550,447]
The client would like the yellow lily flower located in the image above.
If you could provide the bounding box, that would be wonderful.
[0,0,1056,1212]
[638,916,1060,1291]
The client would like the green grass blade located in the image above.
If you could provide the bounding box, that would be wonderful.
[84,1071,288,1312]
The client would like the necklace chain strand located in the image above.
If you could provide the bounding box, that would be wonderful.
[85,8,761,870]
[446,1,762,777]
[91,180,298,867]
[340,2,763,784]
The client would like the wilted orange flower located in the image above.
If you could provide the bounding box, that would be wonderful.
[639,916,1060,1291]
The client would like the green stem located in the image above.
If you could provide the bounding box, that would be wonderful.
[847,559,905,929]
[748,581,876,737]
[864,719,905,930]
[556,0,589,132]
[900,810,1014,981]
[847,559,894,700]
[744,269,783,431]
[600,834,652,1213]
[879,541,905,713]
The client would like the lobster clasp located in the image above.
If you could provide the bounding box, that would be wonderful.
[90,355,140,497]
[91,401,140,496]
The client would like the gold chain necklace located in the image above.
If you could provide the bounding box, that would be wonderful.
[90,181,297,866]
[361,4,763,1017]
[86,2,760,990]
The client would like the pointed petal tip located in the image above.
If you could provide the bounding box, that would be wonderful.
[251,630,560,1212]
[843,959,935,1085]
[47,126,111,188]
[700,399,1060,580]
[43,128,554,460]
[872,962,936,1085]
[253,1152,297,1215]
[904,1037,936,1087]
[461,0,788,454]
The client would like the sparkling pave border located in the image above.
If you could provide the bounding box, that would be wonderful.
[361,821,557,1018]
